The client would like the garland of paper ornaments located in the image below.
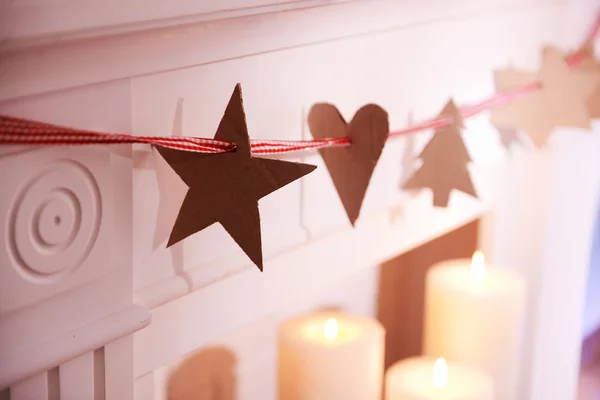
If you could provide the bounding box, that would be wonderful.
[1,15,599,270]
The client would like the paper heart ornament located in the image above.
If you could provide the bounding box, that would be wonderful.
[308,103,389,225]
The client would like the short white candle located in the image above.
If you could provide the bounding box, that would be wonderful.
[278,312,385,400]
[385,357,494,400]
[424,251,527,400]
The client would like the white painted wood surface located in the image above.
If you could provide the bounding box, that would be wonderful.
[0,82,148,395]
[0,0,561,101]
[105,336,135,400]
[0,0,354,48]
[11,371,58,400]
[529,127,600,400]
[59,352,96,400]
[0,0,598,399]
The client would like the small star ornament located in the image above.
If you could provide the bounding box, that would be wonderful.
[154,84,316,271]
[491,46,600,147]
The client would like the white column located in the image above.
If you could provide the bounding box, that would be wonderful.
[11,371,59,400]
[59,352,97,400]
[528,129,600,400]
[106,336,134,400]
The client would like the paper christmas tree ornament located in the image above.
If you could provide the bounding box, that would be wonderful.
[403,100,477,207]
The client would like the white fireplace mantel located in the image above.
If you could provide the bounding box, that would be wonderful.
[0,1,598,399]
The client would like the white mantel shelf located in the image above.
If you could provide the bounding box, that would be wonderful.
[0,0,355,49]
[0,0,561,101]
[0,304,151,389]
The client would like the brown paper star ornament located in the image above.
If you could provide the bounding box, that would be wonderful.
[490,46,600,147]
[154,84,316,271]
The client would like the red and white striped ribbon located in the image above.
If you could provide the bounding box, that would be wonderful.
[1,13,598,155]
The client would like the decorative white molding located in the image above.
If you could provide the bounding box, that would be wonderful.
[137,193,488,309]
[0,304,150,389]
[0,146,114,314]
[0,0,562,101]
[0,0,354,48]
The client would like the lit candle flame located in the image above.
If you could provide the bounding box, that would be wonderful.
[470,250,485,283]
[324,318,338,340]
[433,358,448,388]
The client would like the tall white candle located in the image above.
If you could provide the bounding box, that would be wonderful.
[385,357,494,400]
[424,251,527,400]
[278,312,385,400]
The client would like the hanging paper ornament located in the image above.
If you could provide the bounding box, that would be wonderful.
[154,84,317,271]
[308,103,389,225]
[403,100,477,207]
[491,46,600,147]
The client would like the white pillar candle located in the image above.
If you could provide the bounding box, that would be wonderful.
[385,357,494,400]
[278,312,385,400]
[424,251,527,400]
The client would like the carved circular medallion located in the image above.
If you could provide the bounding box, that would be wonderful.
[7,160,102,283]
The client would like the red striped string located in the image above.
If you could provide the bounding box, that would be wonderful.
[1,13,598,155]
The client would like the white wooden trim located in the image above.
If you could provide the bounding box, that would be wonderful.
[0,304,150,389]
[105,336,135,400]
[10,371,58,400]
[0,0,562,101]
[528,129,600,400]
[58,352,96,400]
[0,0,355,47]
